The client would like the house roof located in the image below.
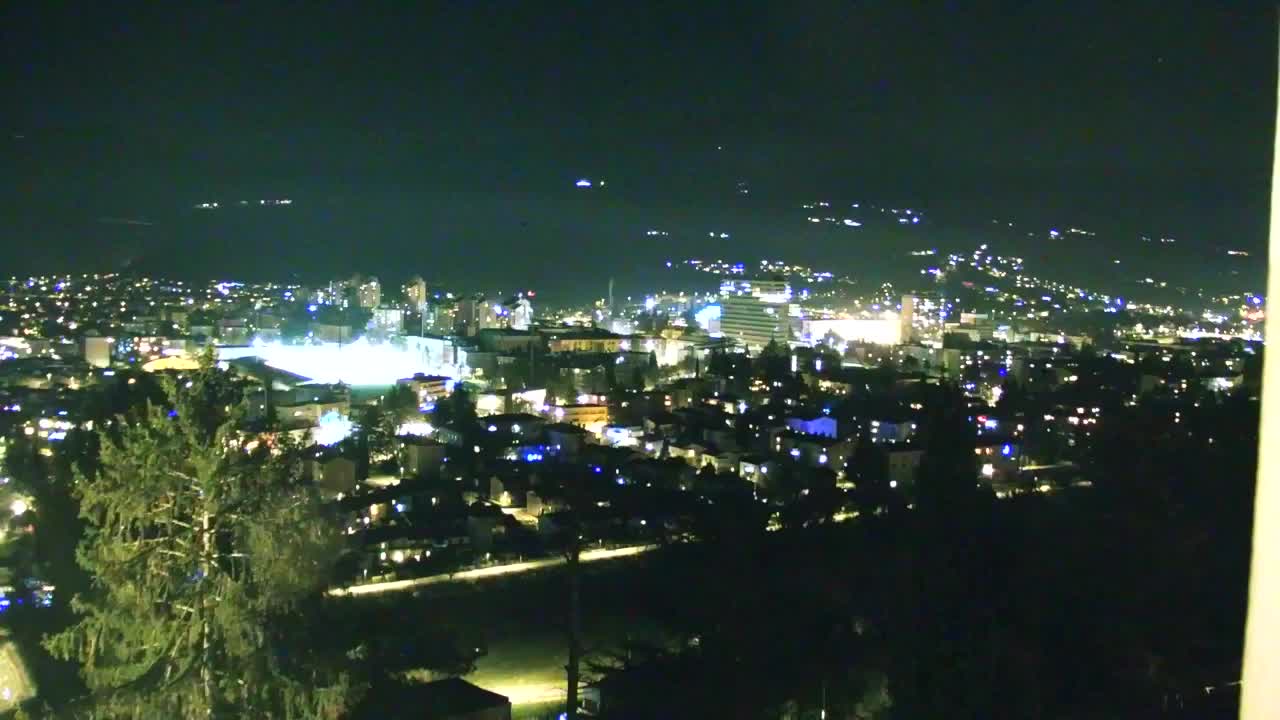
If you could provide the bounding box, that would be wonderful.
[544,422,590,435]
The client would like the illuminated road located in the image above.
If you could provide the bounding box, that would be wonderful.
[328,543,659,598]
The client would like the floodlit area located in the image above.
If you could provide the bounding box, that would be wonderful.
[219,337,462,386]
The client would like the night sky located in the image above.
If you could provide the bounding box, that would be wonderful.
[2,2,1274,300]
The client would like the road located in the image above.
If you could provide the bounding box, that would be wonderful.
[327,543,659,598]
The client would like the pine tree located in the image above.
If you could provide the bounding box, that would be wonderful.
[44,359,358,719]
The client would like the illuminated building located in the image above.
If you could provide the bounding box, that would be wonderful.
[721,294,787,351]
[219,335,467,386]
[804,316,900,346]
[506,295,534,331]
[548,404,609,434]
[402,276,427,310]
[719,275,793,351]
[900,292,946,346]
[541,328,626,354]
[83,335,113,368]
[456,294,498,337]
[356,277,381,309]
[370,307,404,336]
[400,436,447,479]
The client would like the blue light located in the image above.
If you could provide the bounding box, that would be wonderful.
[998,367,1008,377]
[693,304,721,330]
[1001,444,1012,457]
[308,304,318,312]
[593,466,602,474]
[525,453,544,462]
[575,179,592,188]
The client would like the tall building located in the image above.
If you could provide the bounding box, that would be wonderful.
[505,295,534,331]
[900,291,945,346]
[357,276,382,309]
[720,276,792,351]
[403,276,427,310]
[455,294,498,337]
[423,298,458,335]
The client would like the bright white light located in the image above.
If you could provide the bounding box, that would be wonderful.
[9,499,28,517]
[981,463,995,478]
[693,304,721,330]
[889,480,898,488]
[575,179,592,188]
[397,421,433,436]
[224,338,458,386]
[314,411,354,446]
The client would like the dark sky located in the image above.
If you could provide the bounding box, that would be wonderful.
[1,2,1274,299]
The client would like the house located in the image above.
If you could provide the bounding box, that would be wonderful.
[625,457,696,491]
[540,327,626,354]
[526,490,568,518]
[401,373,454,403]
[642,410,680,437]
[466,502,505,556]
[354,678,511,720]
[548,403,609,434]
[785,412,837,438]
[738,454,780,488]
[775,431,854,472]
[975,437,1021,487]
[480,413,545,441]
[399,436,447,479]
[545,422,591,458]
[866,416,918,444]
[311,455,357,497]
[885,447,924,488]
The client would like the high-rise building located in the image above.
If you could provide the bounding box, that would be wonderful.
[900,292,945,346]
[357,276,382,309]
[403,276,427,310]
[504,295,534,331]
[455,294,498,337]
[720,275,792,351]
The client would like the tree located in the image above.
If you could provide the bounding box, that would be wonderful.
[44,360,358,719]
[380,383,419,423]
[847,429,894,517]
[543,371,577,407]
[755,339,791,382]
